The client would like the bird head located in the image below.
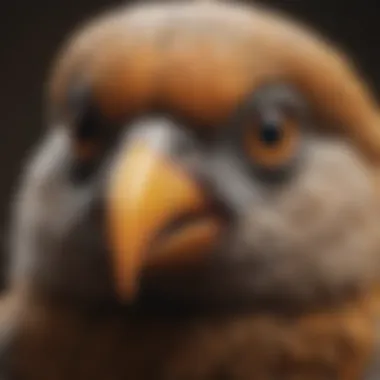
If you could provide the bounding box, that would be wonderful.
[9,1,380,314]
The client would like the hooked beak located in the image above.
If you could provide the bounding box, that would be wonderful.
[107,121,222,302]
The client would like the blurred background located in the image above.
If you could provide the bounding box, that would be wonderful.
[0,0,379,284]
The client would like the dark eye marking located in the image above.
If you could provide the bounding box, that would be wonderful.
[65,81,105,142]
[60,80,116,184]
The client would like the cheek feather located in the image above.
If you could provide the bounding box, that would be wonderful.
[230,140,380,302]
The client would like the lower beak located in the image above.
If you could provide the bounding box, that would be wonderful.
[107,138,221,302]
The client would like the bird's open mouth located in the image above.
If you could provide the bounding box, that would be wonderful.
[149,212,223,269]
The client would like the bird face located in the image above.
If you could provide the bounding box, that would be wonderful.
[9,1,380,313]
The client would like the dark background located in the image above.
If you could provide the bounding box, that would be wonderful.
[0,0,379,269]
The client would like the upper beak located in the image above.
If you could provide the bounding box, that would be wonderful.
[106,121,222,302]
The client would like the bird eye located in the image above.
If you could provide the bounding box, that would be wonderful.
[70,117,102,183]
[244,112,299,169]
[72,107,102,161]
[64,82,111,183]
[70,96,103,160]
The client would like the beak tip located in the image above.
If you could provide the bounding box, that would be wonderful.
[116,284,137,304]
[115,269,140,303]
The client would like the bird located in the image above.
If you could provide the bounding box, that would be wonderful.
[2,0,380,379]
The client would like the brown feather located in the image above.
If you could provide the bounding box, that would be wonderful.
[6,289,379,380]
[49,1,380,158]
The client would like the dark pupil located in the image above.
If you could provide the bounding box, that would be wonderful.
[259,121,283,146]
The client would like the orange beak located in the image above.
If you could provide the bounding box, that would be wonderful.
[107,132,221,302]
